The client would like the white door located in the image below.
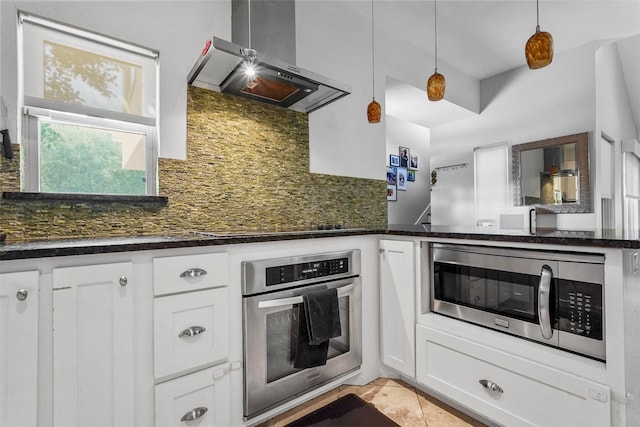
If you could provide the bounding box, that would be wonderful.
[623,140,640,239]
[0,271,39,427]
[379,240,415,377]
[52,262,134,427]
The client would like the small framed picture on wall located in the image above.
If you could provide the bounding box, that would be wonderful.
[407,169,416,182]
[386,166,397,185]
[410,155,419,170]
[387,185,397,201]
[397,167,408,190]
[399,146,410,167]
[389,154,400,167]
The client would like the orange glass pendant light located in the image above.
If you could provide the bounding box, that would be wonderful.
[427,0,445,101]
[367,0,381,123]
[427,72,445,101]
[525,0,553,69]
[367,99,381,123]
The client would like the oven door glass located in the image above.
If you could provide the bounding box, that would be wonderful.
[266,296,350,383]
[433,262,549,323]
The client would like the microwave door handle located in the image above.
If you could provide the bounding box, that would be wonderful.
[538,265,553,339]
[529,208,536,234]
[257,283,355,309]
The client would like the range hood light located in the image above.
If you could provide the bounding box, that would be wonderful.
[243,62,256,78]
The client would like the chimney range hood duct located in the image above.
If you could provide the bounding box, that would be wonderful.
[188,0,351,114]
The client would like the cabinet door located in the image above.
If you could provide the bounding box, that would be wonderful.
[0,271,39,427]
[155,364,230,427]
[379,240,415,377]
[53,262,134,427]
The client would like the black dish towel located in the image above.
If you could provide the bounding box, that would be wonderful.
[292,304,330,369]
[292,287,342,369]
[303,287,342,345]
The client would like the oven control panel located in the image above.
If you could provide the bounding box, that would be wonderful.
[266,257,349,286]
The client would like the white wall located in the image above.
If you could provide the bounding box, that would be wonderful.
[385,115,430,225]
[430,163,474,227]
[1,1,231,160]
[296,0,479,181]
[616,34,640,142]
[594,39,639,233]
[430,43,598,226]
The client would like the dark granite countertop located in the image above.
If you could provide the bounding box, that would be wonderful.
[1,225,638,261]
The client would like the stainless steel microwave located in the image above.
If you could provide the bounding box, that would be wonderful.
[431,243,605,360]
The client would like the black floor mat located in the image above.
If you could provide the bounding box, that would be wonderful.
[284,393,400,427]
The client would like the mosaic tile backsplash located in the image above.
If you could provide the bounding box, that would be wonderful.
[0,87,387,242]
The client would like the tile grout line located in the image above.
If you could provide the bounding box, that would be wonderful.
[412,387,430,427]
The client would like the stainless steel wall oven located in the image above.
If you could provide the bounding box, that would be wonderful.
[431,244,605,360]
[242,250,362,420]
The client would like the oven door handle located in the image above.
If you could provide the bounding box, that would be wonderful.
[257,283,355,309]
[538,264,553,340]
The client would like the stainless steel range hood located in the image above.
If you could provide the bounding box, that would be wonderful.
[187,0,351,114]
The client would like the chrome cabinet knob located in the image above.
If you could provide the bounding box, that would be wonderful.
[16,289,28,301]
[119,276,128,287]
[379,248,385,254]
[180,407,208,422]
[479,379,503,393]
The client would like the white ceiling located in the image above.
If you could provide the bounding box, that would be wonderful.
[379,0,640,129]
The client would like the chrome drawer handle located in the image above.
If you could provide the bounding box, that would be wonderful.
[178,326,206,338]
[180,406,208,422]
[180,268,207,278]
[479,379,503,393]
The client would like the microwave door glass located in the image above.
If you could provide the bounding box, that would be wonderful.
[434,263,541,324]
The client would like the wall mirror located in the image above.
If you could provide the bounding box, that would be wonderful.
[512,132,590,213]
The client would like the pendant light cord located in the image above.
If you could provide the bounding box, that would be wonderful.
[434,0,438,72]
[536,0,540,32]
[371,0,375,98]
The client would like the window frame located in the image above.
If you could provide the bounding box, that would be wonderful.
[22,106,158,196]
[18,11,160,196]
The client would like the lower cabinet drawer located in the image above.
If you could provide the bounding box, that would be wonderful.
[154,287,229,380]
[155,365,230,427]
[416,325,611,427]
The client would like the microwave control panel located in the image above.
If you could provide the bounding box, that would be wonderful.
[557,279,603,340]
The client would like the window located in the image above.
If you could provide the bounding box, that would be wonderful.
[18,12,159,196]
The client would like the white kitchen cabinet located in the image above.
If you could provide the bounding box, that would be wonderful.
[155,364,231,427]
[154,287,229,380]
[52,262,135,427]
[0,270,39,427]
[379,239,415,378]
[416,324,611,427]
[152,251,232,425]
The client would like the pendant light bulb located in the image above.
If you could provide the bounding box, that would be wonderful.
[427,0,445,101]
[368,0,381,123]
[525,0,553,69]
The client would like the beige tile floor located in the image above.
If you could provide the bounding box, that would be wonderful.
[258,378,488,427]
